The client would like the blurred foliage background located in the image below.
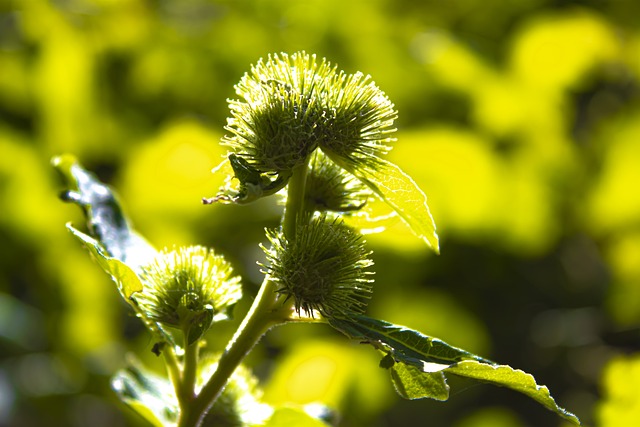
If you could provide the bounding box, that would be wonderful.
[1,0,640,426]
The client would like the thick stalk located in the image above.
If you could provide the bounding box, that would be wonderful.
[282,162,309,240]
[177,159,311,427]
[180,340,198,404]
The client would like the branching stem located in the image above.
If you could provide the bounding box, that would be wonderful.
[177,156,311,427]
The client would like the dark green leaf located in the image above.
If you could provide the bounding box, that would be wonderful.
[330,314,581,425]
[379,352,395,369]
[185,308,215,346]
[204,154,292,204]
[328,314,491,370]
[390,363,449,401]
[53,154,156,271]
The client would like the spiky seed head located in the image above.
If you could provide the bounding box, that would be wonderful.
[223,52,330,174]
[136,246,242,345]
[305,150,371,214]
[318,71,397,170]
[262,216,374,318]
[222,51,397,177]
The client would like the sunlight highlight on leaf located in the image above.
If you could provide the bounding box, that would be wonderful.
[328,314,489,368]
[67,224,143,300]
[329,314,580,425]
[326,152,440,253]
[447,361,581,425]
[390,363,449,401]
[53,154,157,271]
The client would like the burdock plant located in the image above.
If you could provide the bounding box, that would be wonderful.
[54,52,580,427]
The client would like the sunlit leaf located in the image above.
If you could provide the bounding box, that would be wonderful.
[389,362,449,401]
[447,361,581,425]
[112,359,179,427]
[328,314,489,369]
[66,224,143,300]
[325,153,439,253]
[53,154,156,271]
[329,314,580,425]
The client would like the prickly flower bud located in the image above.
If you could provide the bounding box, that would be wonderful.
[215,51,397,204]
[263,216,374,318]
[214,51,438,254]
[304,150,371,214]
[136,246,242,345]
[223,52,332,174]
[317,69,397,171]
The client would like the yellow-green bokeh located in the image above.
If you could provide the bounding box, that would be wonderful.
[2,1,639,426]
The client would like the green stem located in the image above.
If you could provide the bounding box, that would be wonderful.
[177,158,311,427]
[180,340,199,404]
[283,162,310,240]
[177,278,283,427]
[163,344,183,399]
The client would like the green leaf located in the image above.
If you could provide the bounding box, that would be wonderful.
[446,361,581,425]
[390,362,449,401]
[357,159,439,253]
[328,314,490,369]
[67,224,143,300]
[324,152,439,253]
[53,154,156,271]
[185,308,215,346]
[112,359,179,427]
[329,314,580,425]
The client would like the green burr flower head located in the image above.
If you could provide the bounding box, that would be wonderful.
[304,150,371,214]
[216,52,439,254]
[222,51,397,176]
[223,52,330,174]
[317,70,397,169]
[263,216,374,318]
[137,246,242,345]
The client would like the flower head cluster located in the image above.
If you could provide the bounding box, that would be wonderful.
[217,51,397,204]
[262,216,374,318]
[212,51,439,252]
[136,245,242,344]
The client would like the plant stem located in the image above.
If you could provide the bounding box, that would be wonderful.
[163,344,183,400]
[180,340,198,403]
[177,278,283,427]
[177,158,311,427]
[283,162,309,240]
